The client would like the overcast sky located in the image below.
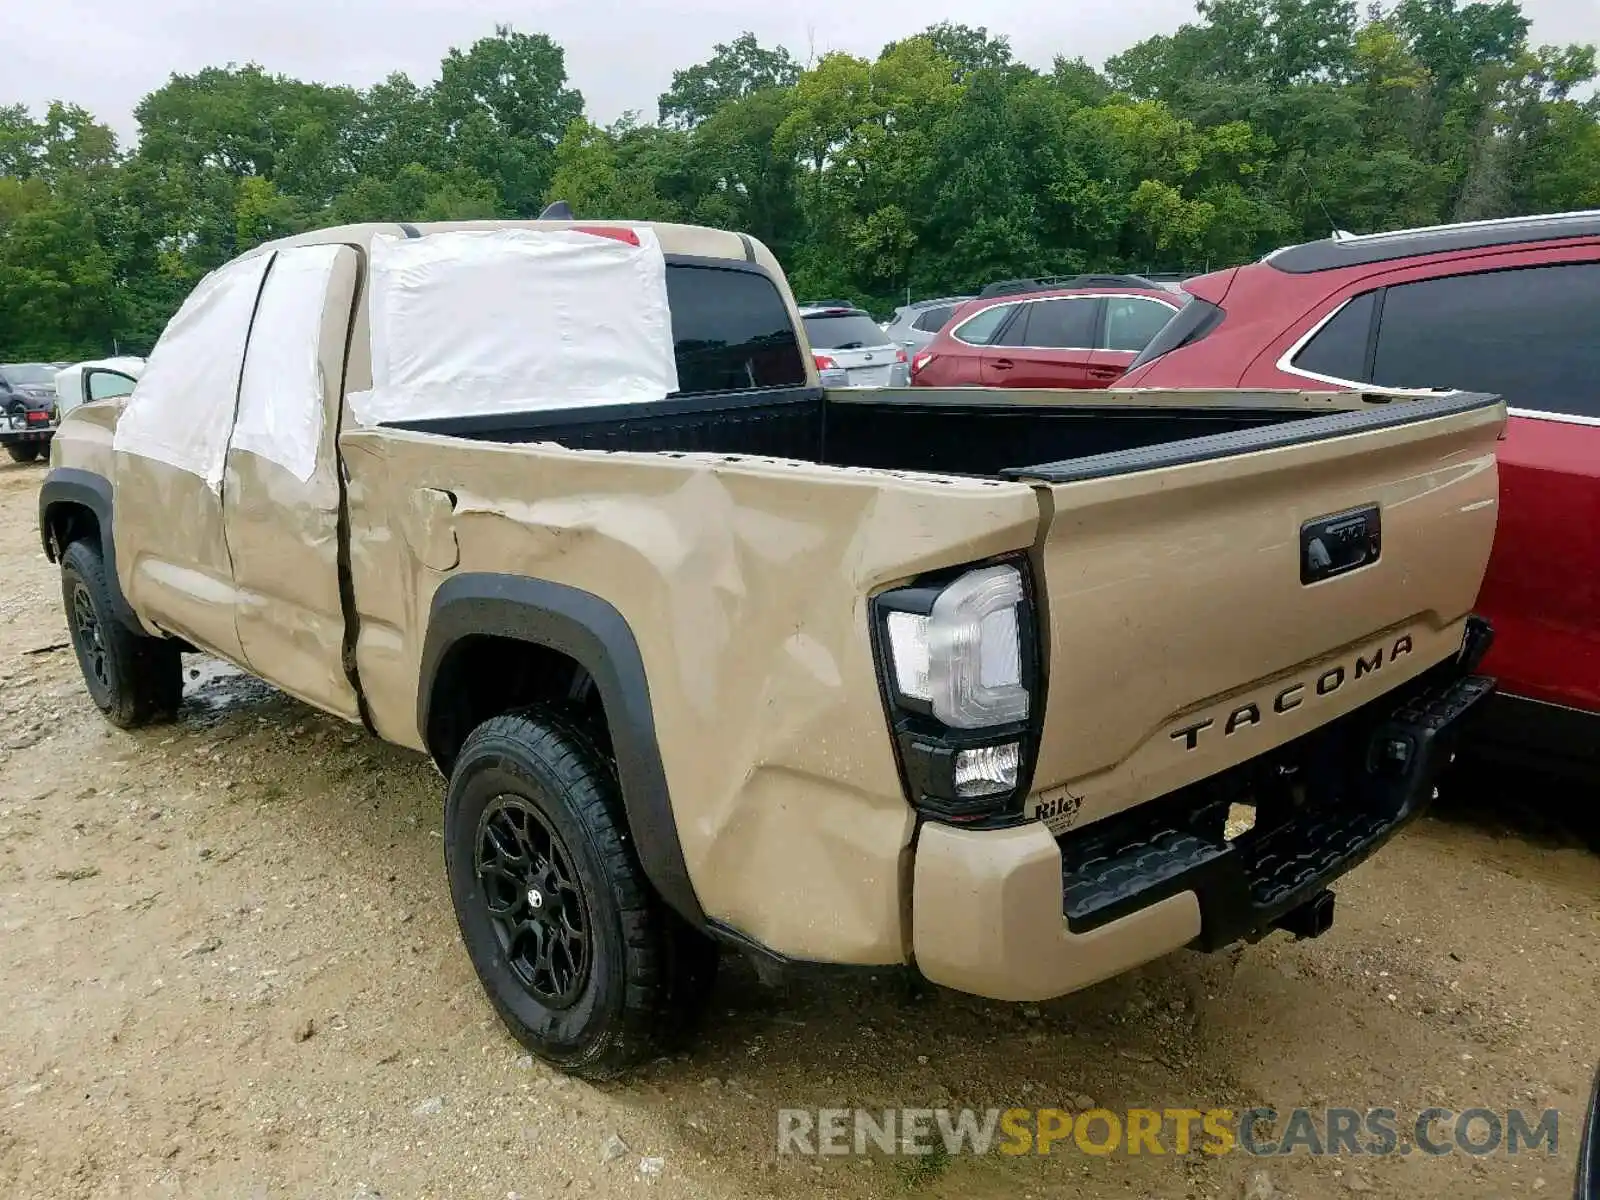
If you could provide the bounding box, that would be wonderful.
[8,0,1599,143]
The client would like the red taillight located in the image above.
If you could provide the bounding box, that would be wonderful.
[813,352,839,370]
[25,411,49,423]
[894,348,908,363]
[911,353,933,379]
[570,225,641,246]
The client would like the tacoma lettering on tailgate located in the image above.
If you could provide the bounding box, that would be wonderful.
[1168,635,1415,752]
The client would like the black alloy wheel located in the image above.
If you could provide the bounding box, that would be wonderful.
[475,795,592,1007]
[71,580,110,693]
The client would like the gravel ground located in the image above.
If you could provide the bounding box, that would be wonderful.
[0,456,1596,1200]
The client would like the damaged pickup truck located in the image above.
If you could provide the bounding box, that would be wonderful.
[40,220,1501,1078]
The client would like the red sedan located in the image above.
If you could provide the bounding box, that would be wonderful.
[911,277,1180,390]
[1120,211,1600,776]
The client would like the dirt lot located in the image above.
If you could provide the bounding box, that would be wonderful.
[0,457,1596,1200]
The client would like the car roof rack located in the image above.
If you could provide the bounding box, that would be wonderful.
[798,299,857,310]
[1264,209,1600,273]
[977,273,1165,298]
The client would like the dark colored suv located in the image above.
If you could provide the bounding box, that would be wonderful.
[1121,210,1600,776]
[0,363,62,463]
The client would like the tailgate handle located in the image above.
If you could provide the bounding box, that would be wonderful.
[1301,505,1381,585]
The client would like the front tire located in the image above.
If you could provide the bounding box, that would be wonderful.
[60,539,183,728]
[444,708,717,1079]
[6,442,41,463]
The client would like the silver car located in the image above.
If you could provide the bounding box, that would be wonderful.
[881,296,975,354]
[800,306,910,388]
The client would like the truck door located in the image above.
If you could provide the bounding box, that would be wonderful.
[111,253,274,664]
[222,244,363,721]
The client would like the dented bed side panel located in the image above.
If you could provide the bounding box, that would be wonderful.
[340,428,1044,963]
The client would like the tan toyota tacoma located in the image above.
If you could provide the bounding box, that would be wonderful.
[40,219,1501,1078]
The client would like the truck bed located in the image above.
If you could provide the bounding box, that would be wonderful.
[384,384,1481,482]
[370,381,1503,840]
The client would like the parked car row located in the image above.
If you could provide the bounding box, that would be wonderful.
[0,357,144,464]
[877,212,1597,782]
[909,277,1179,389]
[0,363,64,462]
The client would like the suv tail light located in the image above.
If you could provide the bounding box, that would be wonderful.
[813,352,839,371]
[894,348,908,364]
[911,352,933,379]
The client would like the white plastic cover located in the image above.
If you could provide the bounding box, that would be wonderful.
[351,227,678,426]
[114,253,274,489]
[232,244,343,482]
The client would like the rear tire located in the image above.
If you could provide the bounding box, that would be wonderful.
[6,443,40,463]
[60,539,183,728]
[444,707,717,1079]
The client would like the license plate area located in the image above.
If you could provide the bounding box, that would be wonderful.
[1301,504,1381,585]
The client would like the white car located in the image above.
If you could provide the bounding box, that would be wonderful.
[799,306,911,388]
[54,356,144,418]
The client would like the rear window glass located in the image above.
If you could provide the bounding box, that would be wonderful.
[665,265,807,394]
[802,312,891,350]
[1292,291,1376,382]
[911,306,954,333]
[1125,294,1220,372]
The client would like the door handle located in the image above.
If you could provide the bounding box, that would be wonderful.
[1088,366,1122,380]
[992,358,1015,370]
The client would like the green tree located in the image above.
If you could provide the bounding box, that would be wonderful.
[658,33,800,127]
[434,25,584,214]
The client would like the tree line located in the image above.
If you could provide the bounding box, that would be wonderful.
[2,0,1596,359]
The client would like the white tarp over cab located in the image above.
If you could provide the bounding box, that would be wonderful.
[350,226,678,426]
[113,253,273,490]
[232,244,344,482]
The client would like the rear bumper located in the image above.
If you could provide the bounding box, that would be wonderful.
[840,364,910,388]
[0,426,55,443]
[912,624,1495,1002]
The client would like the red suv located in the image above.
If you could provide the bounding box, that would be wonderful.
[1121,211,1600,776]
[910,276,1180,389]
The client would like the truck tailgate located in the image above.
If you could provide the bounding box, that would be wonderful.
[1010,391,1504,829]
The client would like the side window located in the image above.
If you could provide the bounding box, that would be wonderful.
[1291,291,1377,383]
[951,304,1014,346]
[1021,298,1098,349]
[993,304,1037,347]
[1103,297,1177,353]
[1372,264,1600,417]
[85,369,137,401]
[912,305,953,333]
[663,265,806,394]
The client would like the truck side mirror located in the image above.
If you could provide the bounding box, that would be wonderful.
[1579,1067,1599,1200]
